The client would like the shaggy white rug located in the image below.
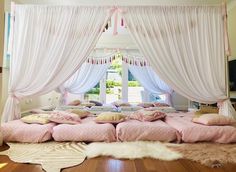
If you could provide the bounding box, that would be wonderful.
[86,141,182,161]
[0,142,86,172]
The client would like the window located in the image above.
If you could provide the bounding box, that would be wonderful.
[84,83,100,102]
[106,54,122,103]
[128,70,144,103]
[3,12,11,68]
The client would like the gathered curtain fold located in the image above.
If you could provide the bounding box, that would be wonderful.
[122,5,236,119]
[2,5,111,122]
[57,54,114,105]
[128,64,173,105]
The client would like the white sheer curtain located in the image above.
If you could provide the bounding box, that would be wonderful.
[58,61,111,105]
[2,5,111,122]
[122,5,236,119]
[128,64,173,105]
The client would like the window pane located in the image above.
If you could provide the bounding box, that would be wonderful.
[128,70,144,103]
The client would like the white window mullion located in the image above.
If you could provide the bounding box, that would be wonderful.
[99,74,106,104]
[122,61,128,102]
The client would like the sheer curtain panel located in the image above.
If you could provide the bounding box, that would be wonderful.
[122,5,236,119]
[128,64,173,105]
[2,5,111,122]
[58,60,111,105]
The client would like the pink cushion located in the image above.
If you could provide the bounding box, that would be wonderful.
[1,120,56,143]
[68,100,81,106]
[192,113,236,126]
[116,119,179,142]
[52,117,116,142]
[129,109,166,122]
[49,111,81,124]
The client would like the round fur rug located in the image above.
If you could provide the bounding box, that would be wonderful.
[0,142,86,172]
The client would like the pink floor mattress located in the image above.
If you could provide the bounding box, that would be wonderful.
[52,117,116,142]
[116,119,180,142]
[1,120,56,143]
[165,113,236,143]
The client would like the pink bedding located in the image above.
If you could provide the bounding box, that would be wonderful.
[116,119,180,142]
[52,117,116,142]
[1,120,56,143]
[165,113,236,143]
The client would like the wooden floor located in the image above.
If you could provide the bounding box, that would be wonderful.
[1,143,236,172]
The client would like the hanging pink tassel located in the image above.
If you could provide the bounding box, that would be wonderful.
[121,18,124,26]
[113,9,118,35]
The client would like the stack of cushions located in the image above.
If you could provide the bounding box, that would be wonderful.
[192,113,236,126]
[145,106,176,113]
[80,102,96,108]
[129,109,166,122]
[137,102,170,108]
[55,105,89,111]
[68,99,81,106]
[89,100,103,106]
[95,112,126,124]
[112,100,131,107]
[89,105,117,112]
[137,102,154,108]
[119,106,143,111]
[66,109,91,118]
[152,102,170,107]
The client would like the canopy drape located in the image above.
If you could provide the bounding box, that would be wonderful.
[57,54,114,105]
[122,5,236,119]
[2,5,111,122]
[128,63,173,105]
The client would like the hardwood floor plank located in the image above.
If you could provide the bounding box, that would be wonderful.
[1,143,236,172]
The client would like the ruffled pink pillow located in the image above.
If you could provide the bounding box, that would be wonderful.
[129,109,166,122]
[49,111,81,124]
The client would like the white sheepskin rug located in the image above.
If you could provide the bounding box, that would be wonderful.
[0,142,86,172]
[85,141,182,161]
